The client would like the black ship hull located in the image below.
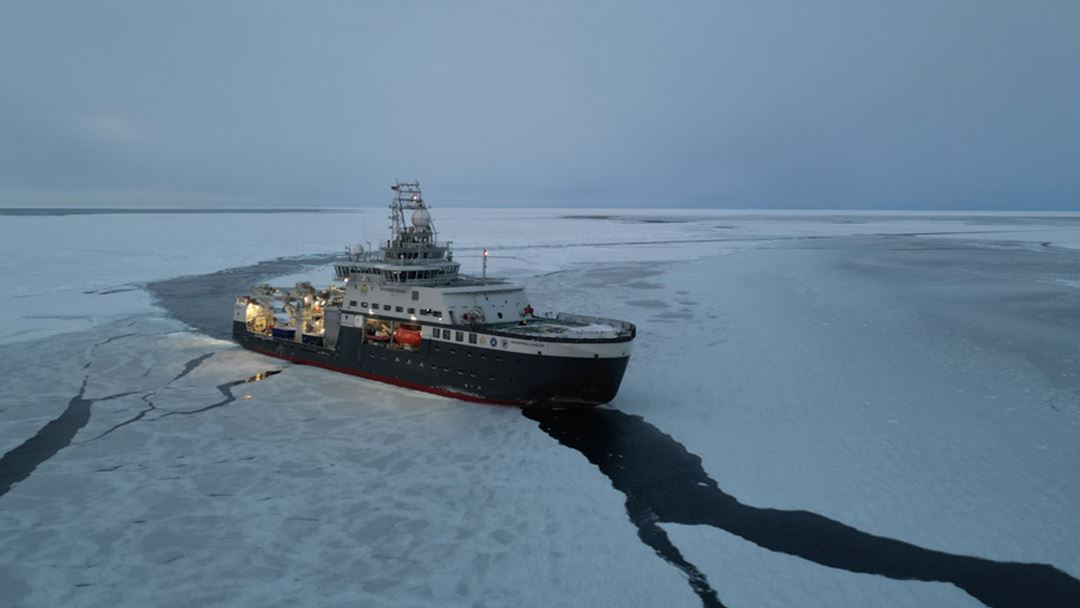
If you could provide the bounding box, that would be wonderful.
[233,321,630,406]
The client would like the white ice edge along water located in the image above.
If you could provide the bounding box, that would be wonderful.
[1,209,1080,607]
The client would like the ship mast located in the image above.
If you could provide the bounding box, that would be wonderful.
[388,181,437,241]
[383,180,451,265]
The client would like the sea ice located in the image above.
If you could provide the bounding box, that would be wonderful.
[2,208,1080,607]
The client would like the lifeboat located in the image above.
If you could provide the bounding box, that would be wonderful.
[394,326,422,347]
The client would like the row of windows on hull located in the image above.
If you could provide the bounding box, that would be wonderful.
[360,319,520,389]
[350,300,442,318]
[362,319,488,351]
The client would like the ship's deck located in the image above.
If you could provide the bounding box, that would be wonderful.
[486,313,635,341]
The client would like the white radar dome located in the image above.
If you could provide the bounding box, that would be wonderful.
[411,208,432,229]
[352,243,364,256]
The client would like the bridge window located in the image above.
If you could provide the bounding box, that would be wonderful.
[408,307,415,314]
[349,300,357,307]
[455,331,464,342]
[383,305,391,311]
[395,306,403,313]
[412,290,419,301]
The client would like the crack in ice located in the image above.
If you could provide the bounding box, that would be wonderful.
[524,407,1080,608]
[160,370,282,417]
[168,353,215,384]
[0,331,205,496]
[0,377,93,498]
[81,391,158,444]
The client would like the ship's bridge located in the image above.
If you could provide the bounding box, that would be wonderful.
[333,259,462,284]
[333,180,463,285]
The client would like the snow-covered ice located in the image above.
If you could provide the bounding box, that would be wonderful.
[2,208,1080,607]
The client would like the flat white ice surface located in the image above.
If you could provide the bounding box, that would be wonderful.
[2,208,1080,607]
[0,324,692,607]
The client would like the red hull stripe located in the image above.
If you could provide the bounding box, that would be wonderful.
[243,344,523,407]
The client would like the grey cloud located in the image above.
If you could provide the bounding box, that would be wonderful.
[1,1,1078,209]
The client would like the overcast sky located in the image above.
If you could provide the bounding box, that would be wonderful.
[2,1,1078,209]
